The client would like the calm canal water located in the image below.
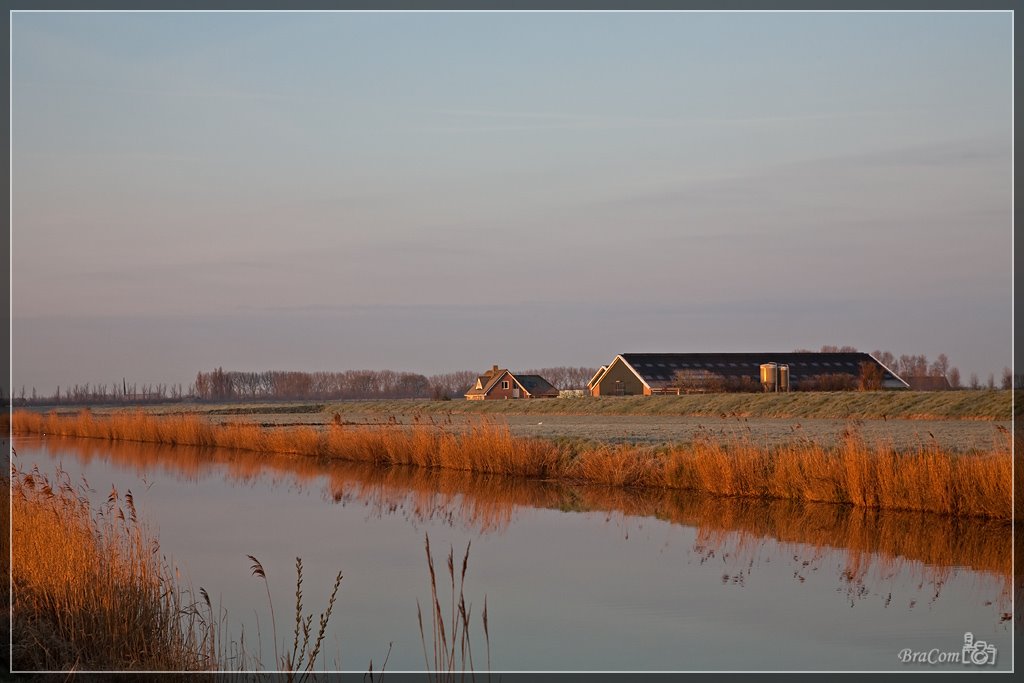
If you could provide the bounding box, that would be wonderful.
[13,435,1013,672]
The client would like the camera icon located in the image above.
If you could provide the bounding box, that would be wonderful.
[962,632,997,666]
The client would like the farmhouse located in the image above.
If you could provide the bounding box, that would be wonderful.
[465,365,560,400]
[588,352,909,396]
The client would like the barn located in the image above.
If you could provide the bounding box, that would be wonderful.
[588,352,909,396]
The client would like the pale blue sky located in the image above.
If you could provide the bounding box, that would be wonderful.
[12,11,1013,390]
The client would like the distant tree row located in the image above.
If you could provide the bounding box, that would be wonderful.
[9,365,601,407]
[870,350,1013,390]
[521,367,599,391]
[12,381,186,407]
[797,345,1013,390]
[191,368,465,402]
[190,365,598,402]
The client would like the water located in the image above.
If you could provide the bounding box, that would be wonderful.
[12,435,1013,672]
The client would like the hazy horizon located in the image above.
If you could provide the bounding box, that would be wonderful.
[11,11,1013,393]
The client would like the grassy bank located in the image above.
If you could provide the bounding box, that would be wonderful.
[14,410,1012,520]
[323,391,1012,421]
[11,465,218,672]
[16,389,1013,422]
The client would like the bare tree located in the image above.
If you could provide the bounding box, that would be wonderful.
[194,372,210,400]
[522,366,598,390]
[929,354,949,378]
[872,350,897,370]
[1001,367,1013,390]
[428,370,478,398]
[947,367,961,389]
[969,372,980,390]
[818,345,858,353]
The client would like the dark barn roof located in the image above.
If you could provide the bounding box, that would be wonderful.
[618,352,907,389]
[515,374,559,397]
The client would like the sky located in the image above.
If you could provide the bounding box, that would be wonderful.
[11,11,1013,392]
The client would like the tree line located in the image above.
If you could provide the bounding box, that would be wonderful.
[9,365,600,406]
[10,381,186,407]
[193,368,469,401]
[190,366,599,401]
[798,345,1014,390]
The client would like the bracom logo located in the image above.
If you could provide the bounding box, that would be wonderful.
[897,632,997,667]
[961,633,998,666]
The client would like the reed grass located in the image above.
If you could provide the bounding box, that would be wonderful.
[418,534,490,681]
[13,409,1012,519]
[248,554,343,680]
[11,459,351,675]
[10,464,218,671]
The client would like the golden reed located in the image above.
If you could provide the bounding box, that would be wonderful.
[13,409,1012,519]
[10,465,219,671]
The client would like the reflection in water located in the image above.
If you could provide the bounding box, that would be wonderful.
[26,434,1012,612]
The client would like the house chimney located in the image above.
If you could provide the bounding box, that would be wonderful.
[492,364,499,374]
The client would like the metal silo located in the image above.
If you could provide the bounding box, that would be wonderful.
[760,363,777,392]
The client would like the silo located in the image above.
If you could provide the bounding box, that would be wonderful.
[778,364,790,392]
[760,363,777,392]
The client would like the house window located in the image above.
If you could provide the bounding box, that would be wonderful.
[502,381,510,390]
